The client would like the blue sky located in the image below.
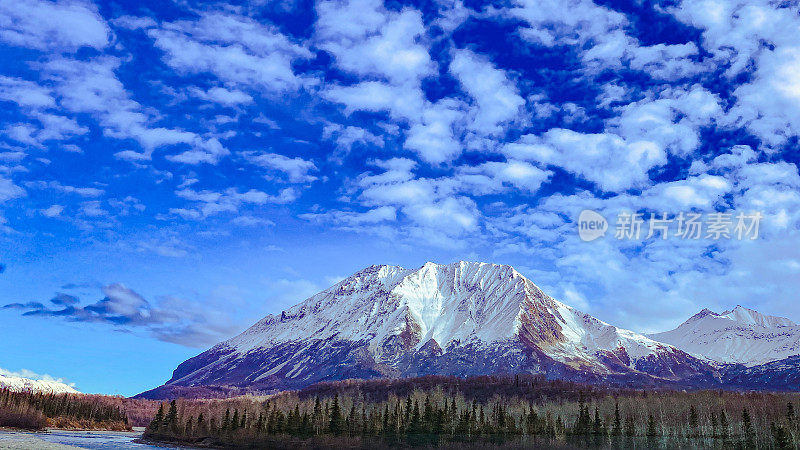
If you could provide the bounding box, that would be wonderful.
[1,0,800,396]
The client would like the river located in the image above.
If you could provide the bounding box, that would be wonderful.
[0,428,192,449]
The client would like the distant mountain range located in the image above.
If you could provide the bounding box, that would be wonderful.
[0,372,79,394]
[650,305,800,366]
[137,262,800,399]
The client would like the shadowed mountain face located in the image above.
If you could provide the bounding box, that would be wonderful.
[138,262,733,399]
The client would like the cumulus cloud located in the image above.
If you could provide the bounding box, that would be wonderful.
[449,49,525,135]
[0,0,109,51]
[189,86,254,106]
[316,0,435,84]
[241,151,317,182]
[148,11,312,92]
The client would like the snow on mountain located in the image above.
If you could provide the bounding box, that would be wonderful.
[649,305,800,366]
[0,371,79,394]
[142,262,714,397]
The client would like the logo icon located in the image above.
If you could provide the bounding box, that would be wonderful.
[577,209,608,242]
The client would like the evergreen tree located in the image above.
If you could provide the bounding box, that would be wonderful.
[720,410,729,440]
[149,404,164,432]
[612,402,621,436]
[788,402,795,423]
[166,400,179,433]
[624,415,635,437]
[328,394,343,435]
[646,414,657,437]
[221,408,231,432]
[593,406,602,435]
[197,413,206,434]
[313,396,322,435]
[231,409,239,432]
[409,400,421,434]
[771,422,793,450]
[689,405,699,435]
[710,411,718,438]
[346,404,357,436]
[742,408,755,449]
[404,396,412,429]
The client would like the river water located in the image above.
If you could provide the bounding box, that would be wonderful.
[0,428,188,449]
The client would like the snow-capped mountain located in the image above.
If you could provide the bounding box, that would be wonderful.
[0,373,79,394]
[649,306,800,366]
[141,262,716,398]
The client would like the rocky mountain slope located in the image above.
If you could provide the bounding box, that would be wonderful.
[139,262,719,398]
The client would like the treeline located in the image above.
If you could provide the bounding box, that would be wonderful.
[0,388,131,431]
[143,376,800,448]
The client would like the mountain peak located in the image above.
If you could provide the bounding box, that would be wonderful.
[719,305,795,328]
[156,261,709,394]
[687,308,717,322]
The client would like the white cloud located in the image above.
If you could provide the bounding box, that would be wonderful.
[0,176,25,202]
[190,86,254,106]
[322,123,384,154]
[505,129,666,192]
[450,49,525,134]
[0,0,110,51]
[166,137,230,165]
[668,0,800,146]
[148,12,312,92]
[41,204,65,218]
[175,187,298,218]
[28,180,104,197]
[403,100,464,164]
[0,76,56,109]
[316,0,435,84]
[508,0,626,47]
[241,151,317,182]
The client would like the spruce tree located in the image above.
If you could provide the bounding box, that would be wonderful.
[612,402,621,436]
[231,409,239,431]
[788,402,795,423]
[710,411,718,438]
[221,408,231,432]
[720,410,729,440]
[166,400,179,434]
[646,414,657,437]
[771,422,793,450]
[329,394,343,435]
[593,406,602,435]
[742,408,755,449]
[313,396,322,434]
[149,404,164,432]
[624,415,635,437]
[197,413,206,434]
[689,405,699,436]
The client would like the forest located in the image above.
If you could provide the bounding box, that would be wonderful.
[0,387,156,430]
[143,375,800,449]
